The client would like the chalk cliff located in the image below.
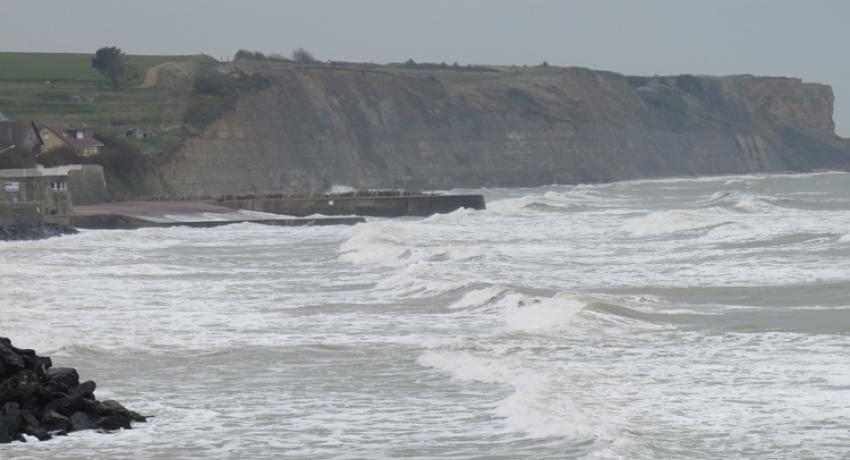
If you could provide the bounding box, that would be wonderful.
[160,65,850,195]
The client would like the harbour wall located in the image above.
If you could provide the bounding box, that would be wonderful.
[219,194,486,217]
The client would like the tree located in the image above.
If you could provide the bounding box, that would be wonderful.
[234,49,266,61]
[0,146,36,169]
[91,47,138,90]
[291,47,318,64]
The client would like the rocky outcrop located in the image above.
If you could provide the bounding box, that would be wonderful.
[160,65,850,195]
[0,337,145,443]
[0,224,78,241]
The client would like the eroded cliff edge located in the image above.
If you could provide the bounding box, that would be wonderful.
[161,65,850,195]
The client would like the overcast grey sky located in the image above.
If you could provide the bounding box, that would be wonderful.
[3,0,849,135]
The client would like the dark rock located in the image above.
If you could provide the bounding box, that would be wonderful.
[0,402,22,443]
[45,367,80,391]
[69,411,95,432]
[0,369,40,401]
[0,224,78,242]
[72,381,97,399]
[22,355,52,377]
[0,339,25,371]
[23,424,51,441]
[44,380,96,416]
[13,348,35,358]
[41,410,69,432]
[98,400,131,418]
[20,409,39,428]
[96,415,130,431]
[14,370,40,395]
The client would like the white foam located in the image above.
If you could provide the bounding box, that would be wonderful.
[501,292,588,334]
[448,286,509,309]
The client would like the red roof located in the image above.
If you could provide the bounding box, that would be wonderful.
[41,125,104,148]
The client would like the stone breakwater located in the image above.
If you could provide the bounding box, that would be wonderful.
[0,224,78,241]
[0,337,145,443]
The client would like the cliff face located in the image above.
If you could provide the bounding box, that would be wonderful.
[160,66,850,195]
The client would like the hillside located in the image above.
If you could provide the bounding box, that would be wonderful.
[2,53,849,195]
[0,52,212,155]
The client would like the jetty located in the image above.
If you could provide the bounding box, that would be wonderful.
[0,165,486,231]
[65,201,366,229]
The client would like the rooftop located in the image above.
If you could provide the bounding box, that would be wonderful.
[40,125,104,148]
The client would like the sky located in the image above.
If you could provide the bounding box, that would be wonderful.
[3,0,849,135]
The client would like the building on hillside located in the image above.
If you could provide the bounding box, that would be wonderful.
[125,127,155,139]
[0,121,44,154]
[38,125,104,156]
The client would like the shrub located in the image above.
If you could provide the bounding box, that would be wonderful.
[234,49,267,61]
[39,146,85,167]
[0,146,36,169]
[184,64,272,130]
[291,47,318,64]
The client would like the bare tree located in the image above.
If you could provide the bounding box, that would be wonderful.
[291,48,318,64]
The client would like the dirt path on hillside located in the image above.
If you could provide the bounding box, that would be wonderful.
[137,62,173,88]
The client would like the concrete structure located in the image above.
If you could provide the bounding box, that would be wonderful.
[219,194,487,217]
[0,164,108,217]
[65,201,364,229]
[38,126,103,156]
[0,202,43,226]
[0,162,485,229]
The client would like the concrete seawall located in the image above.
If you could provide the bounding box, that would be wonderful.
[0,202,43,226]
[219,194,486,217]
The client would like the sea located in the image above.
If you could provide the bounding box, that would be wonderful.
[1,171,849,459]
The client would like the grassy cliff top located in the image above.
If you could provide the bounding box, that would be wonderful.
[0,52,213,83]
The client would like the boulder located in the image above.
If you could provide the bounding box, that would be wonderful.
[0,402,22,443]
[69,411,95,432]
[45,367,80,392]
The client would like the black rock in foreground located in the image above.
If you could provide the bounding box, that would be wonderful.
[0,337,145,443]
[0,224,78,241]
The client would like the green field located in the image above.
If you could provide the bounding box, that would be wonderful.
[0,52,213,83]
[0,52,218,155]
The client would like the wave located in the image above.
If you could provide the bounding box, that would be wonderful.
[698,191,777,212]
[417,349,606,441]
[622,209,736,237]
[709,230,844,250]
[337,222,414,266]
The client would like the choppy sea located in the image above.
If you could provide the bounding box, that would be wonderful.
[2,171,850,459]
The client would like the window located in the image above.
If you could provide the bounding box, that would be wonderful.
[49,180,66,192]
